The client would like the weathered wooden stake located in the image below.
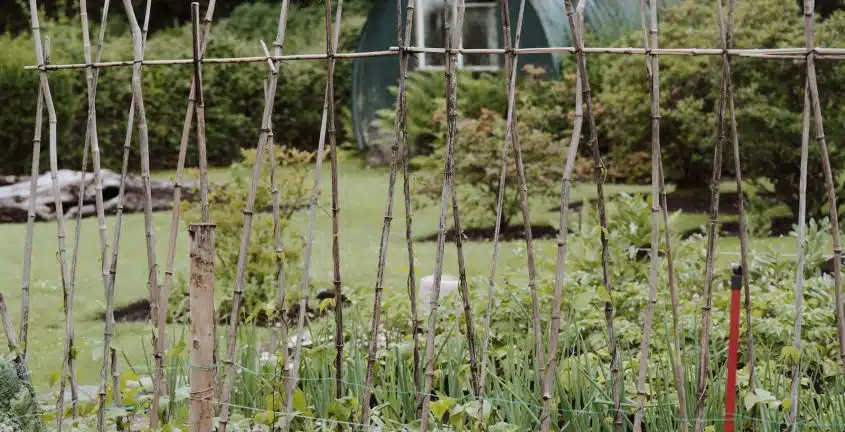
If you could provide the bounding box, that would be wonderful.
[188,223,216,432]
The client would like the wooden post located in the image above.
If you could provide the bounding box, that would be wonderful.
[110,348,125,431]
[188,223,216,432]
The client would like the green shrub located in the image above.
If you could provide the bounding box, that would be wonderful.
[170,146,312,323]
[596,0,845,217]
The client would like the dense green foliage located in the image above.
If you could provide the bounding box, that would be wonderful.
[0,358,41,432]
[0,2,364,175]
[596,0,845,217]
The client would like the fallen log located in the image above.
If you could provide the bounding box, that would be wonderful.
[0,169,196,223]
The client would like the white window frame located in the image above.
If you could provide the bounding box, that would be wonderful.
[415,0,501,72]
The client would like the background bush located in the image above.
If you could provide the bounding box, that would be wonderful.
[0,2,365,175]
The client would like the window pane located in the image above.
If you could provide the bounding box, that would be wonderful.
[463,4,498,67]
[422,0,449,66]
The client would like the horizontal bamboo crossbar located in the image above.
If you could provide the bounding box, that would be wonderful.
[24,46,845,71]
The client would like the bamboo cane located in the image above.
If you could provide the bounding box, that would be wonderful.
[282,2,344,430]
[633,0,689,429]
[323,0,345,401]
[74,0,110,284]
[152,0,218,424]
[419,0,467,429]
[802,0,845,375]
[396,0,421,413]
[478,0,529,403]
[539,6,585,429]
[99,1,151,430]
[632,0,663,426]
[26,2,73,428]
[451,161,481,399]
[118,10,160,418]
[19,80,44,359]
[29,45,845,72]
[716,0,758,426]
[193,5,211,225]
[645,16,690,430]
[71,0,112,421]
[267,121,291,426]
[45,31,79,420]
[359,0,415,425]
[479,0,513,399]
[693,20,732,432]
[499,0,547,411]
[789,79,811,430]
[117,2,158,430]
[561,0,623,429]
[217,2,292,429]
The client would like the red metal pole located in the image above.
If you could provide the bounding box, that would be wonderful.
[724,265,742,432]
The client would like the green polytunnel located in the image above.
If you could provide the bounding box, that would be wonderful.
[350,0,645,151]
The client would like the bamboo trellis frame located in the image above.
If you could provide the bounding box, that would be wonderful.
[8,0,845,430]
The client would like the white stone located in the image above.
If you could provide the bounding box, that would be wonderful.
[419,274,460,307]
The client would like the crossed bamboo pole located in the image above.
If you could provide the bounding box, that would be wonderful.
[19,0,845,430]
[801,0,845,377]
[26,2,74,429]
[72,0,111,423]
[359,0,415,425]
[632,0,689,429]
[26,46,845,72]
[561,1,624,429]
[539,4,584,430]
[217,0,292,429]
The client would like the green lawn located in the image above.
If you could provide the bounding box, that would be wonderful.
[0,159,812,390]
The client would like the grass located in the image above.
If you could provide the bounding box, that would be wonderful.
[0,156,815,391]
